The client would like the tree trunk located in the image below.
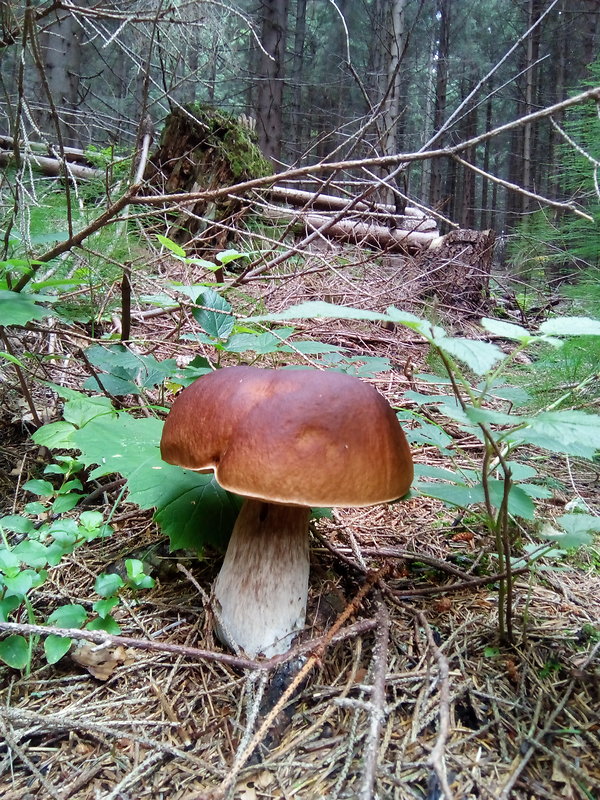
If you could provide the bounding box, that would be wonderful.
[256,0,289,164]
[289,0,307,161]
[34,7,82,147]
[428,0,450,210]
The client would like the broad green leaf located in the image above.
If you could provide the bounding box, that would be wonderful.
[22,479,55,497]
[32,421,77,449]
[47,603,88,628]
[156,234,187,257]
[44,635,72,664]
[0,290,49,326]
[86,615,121,634]
[95,572,124,597]
[539,316,600,337]
[0,548,20,570]
[79,511,104,532]
[415,482,484,508]
[281,340,345,355]
[62,393,116,429]
[192,289,235,339]
[250,301,388,324]
[0,515,34,534]
[0,596,20,622]
[224,331,285,354]
[486,481,535,519]
[151,470,241,551]
[13,540,50,568]
[4,568,46,598]
[72,413,163,479]
[503,409,600,459]
[464,406,522,426]
[481,318,532,339]
[385,307,447,339]
[434,336,506,375]
[51,494,81,514]
[83,373,139,396]
[413,464,459,481]
[0,635,29,669]
[93,597,119,618]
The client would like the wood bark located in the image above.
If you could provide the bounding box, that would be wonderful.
[428,0,450,210]
[256,0,289,163]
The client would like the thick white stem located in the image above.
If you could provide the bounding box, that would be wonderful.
[213,499,311,657]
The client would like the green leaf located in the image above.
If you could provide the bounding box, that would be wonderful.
[504,409,600,459]
[22,479,55,497]
[51,493,81,514]
[0,596,20,622]
[434,336,506,375]
[216,249,247,265]
[156,234,187,258]
[281,340,345,355]
[86,615,121,634]
[192,289,235,339]
[72,413,163,479]
[93,597,119,618]
[250,301,388,324]
[481,318,532,340]
[13,540,50,568]
[385,307,447,339]
[62,393,116,429]
[0,635,29,669]
[0,515,34,534]
[44,635,72,664]
[543,513,600,549]
[32,421,77,449]
[152,471,241,551]
[539,316,600,337]
[0,290,49,326]
[0,548,20,571]
[79,511,104,532]
[47,603,88,628]
[94,572,124,597]
[4,568,46,598]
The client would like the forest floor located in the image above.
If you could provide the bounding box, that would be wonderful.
[0,250,599,800]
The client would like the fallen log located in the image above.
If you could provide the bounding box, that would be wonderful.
[293,212,441,251]
[266,185,428,219]
[0,149,101,181]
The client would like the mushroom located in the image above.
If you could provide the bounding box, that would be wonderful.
[160,365,413,657]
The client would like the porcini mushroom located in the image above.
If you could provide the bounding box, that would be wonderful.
[160,365,413,657]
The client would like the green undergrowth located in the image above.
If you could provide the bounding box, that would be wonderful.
[3,238,600,669]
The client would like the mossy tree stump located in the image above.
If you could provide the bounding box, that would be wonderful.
[144,105,272,252]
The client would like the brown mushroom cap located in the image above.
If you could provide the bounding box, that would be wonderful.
[160,365,413,507]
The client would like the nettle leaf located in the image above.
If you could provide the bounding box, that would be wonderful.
[250,301,388,324]
[546,513,600,549]
[481,318,532,340]
[44,635,72,665]
[0,635,29,669]
[193,289,235,339]
[434,336,506,375]
[385,307,447,339]
[464,406,522,426]
[503,409,600,459]
[224,330,289,354]
[539,316,600,337]
[61,393,116,429]
[0,290,49,326]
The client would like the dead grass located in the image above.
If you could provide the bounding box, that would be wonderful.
[1,253,599,800]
